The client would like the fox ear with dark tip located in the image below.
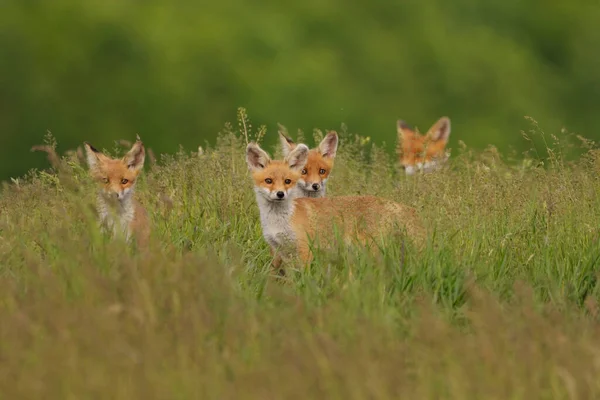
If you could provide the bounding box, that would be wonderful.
[124,138,145,173]
[318,131,338,159]
[285,144,309,173]
[427,117,451,142]
[83,142,108,169]
[246,142,272,171]
[397,120,418,140]
[278,129,297,157]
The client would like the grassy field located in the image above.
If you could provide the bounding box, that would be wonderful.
[1,113,600,398]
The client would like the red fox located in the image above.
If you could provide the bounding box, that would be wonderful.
[246,142,425,270]
[83,137,150,248]
[396,117,451,175]
[278,130,338,198]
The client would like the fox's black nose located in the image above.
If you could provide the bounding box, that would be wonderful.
[312,183,320,191]
[276,191,285,199]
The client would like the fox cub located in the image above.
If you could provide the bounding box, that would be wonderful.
[397,116,451,175]
[278,130,338,198]
[84,137,150,248]
[246,142,425,270]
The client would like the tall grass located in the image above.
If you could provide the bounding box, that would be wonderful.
[1,114,600,398]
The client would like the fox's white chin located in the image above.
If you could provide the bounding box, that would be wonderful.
[297,179,326,197]
[299,188,321,198]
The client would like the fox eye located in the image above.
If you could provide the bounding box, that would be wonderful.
[319,168,326,174]
[265,178,273,184]
[102,178,109,183]
[301,169,307,175]
[121,178,129,184]
[284,179,291,184]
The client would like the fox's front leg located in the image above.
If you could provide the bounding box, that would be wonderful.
[98,215,113,238]
[297,239,313,267]
[269,247,285,276]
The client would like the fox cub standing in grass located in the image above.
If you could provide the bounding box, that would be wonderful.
[278,130,338,198]
[397,116,451,175]
[84,137,150,248]
[246,142,425,270]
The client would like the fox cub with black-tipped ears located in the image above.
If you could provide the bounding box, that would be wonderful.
[84,137,150,248]
[396,116,451,175]
[278,130,338,198]
[246,141,425,271]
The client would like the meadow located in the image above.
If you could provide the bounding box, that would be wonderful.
[1,111,600,399]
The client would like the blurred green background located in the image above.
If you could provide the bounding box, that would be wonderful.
[1,0,599,180]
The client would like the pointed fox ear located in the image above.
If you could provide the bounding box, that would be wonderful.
[246,142,271,171]
[83,142,108,169]
[318,131,338,158]
[396,119,415,138]
[278,131,296,157]
[427,117,451,142]
[397,120,417,140]
[124,137,145,173]
[285,143,309,173]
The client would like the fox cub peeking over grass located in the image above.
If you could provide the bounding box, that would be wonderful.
[84,137,150,248]
[397,117,451,175]
[278,130,338,198]
[246,142,425,272]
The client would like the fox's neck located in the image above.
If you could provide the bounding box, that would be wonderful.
[97,190,136,239]
[253,188,297,250]
[254,191,294,223]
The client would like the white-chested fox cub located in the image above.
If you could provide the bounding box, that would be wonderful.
[84,137,150,248]
[397,117,451,175]
[246,142,425,270]
[278,130,338,198]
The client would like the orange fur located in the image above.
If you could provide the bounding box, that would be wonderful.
[289,195,425,263]
[251,160,301,194]
[396,117,451,175]
[246,142,425,271]
[278,130,338,198]
[84,138,150,249]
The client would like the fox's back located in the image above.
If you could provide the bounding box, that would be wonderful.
[291,195,425,247]
[130,199,150,248]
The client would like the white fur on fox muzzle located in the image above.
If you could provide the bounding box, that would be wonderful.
[423,160,439,172]
[270,190,287,201]
[299,179,325,193]
[404,159,445,175]
[256,187,290,202]
[103,187,131,202]
[404,165,417,175]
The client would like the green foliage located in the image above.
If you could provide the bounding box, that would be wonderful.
[1,118,600,397]
[2,0,600,180]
